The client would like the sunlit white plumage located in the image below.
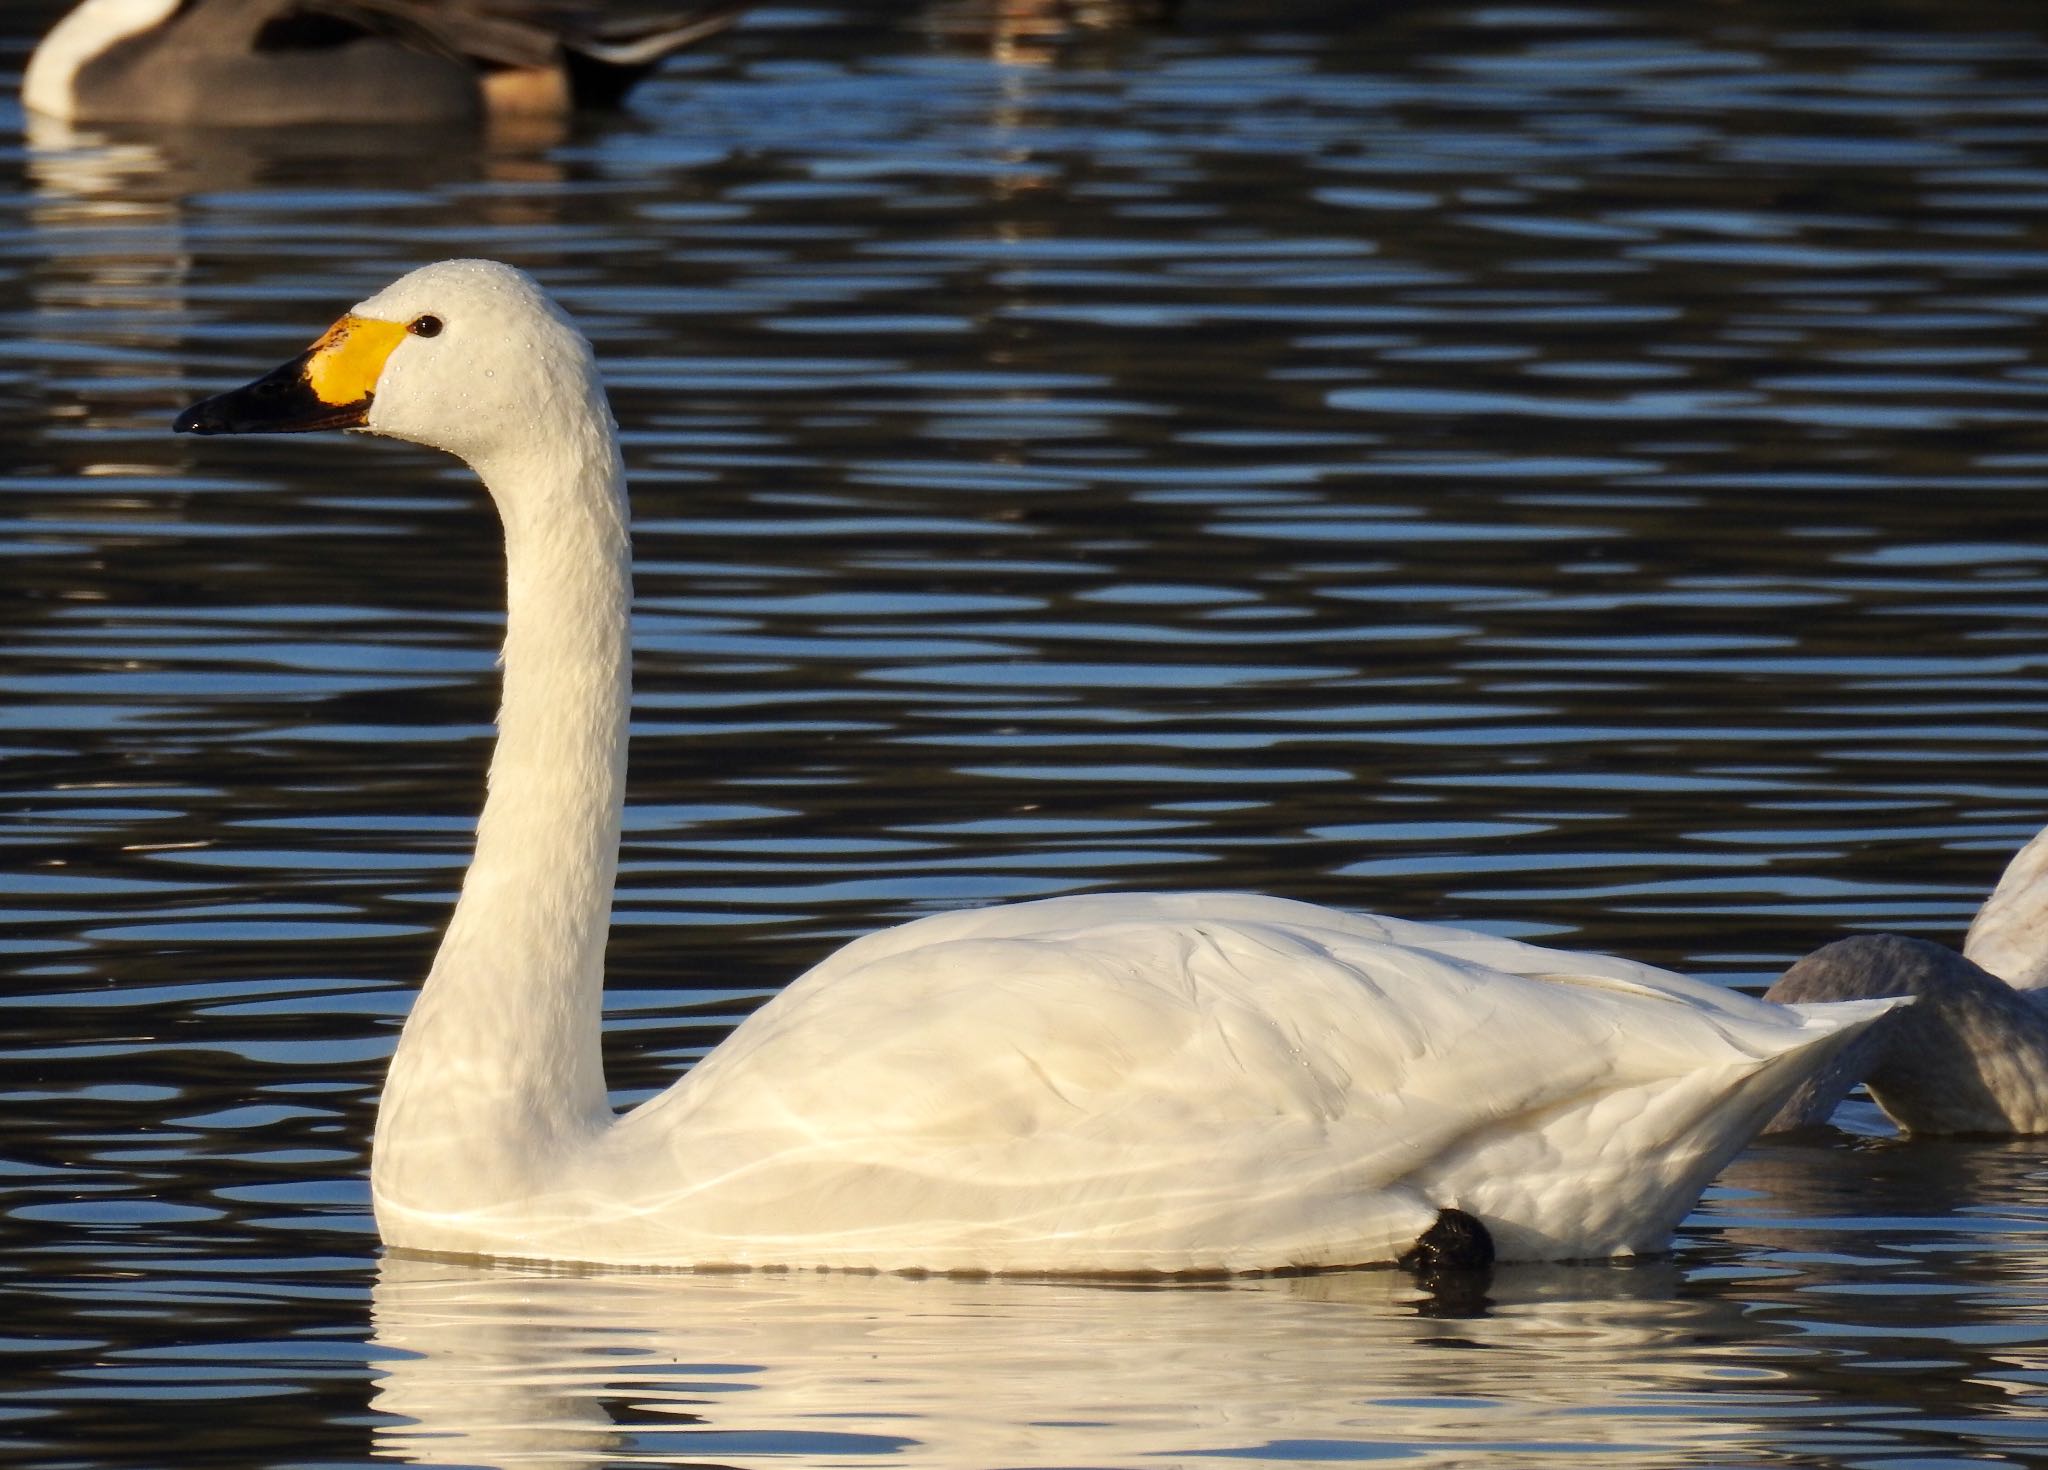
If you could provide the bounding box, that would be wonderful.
[174,259,1901,1273]
[1965,824,2048,991]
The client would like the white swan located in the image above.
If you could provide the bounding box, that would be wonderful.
[24,0,744,126]
[1965,824,2048,990]
[1763,827,2048,1136]
[173,259,1902,1274]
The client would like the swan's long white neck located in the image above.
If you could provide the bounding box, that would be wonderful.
[23,0,182,119]
[372,403,631,1217]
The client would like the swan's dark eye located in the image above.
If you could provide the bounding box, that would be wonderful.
[408,315,443,338]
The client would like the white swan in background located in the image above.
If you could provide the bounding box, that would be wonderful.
[1764,826,2048,1136]
[24,0,746,127]
[173,259,1902,1274]
[1964,824,2048,989]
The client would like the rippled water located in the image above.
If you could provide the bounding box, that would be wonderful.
[3,0,2048,1465]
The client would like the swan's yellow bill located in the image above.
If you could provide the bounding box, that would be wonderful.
[173,313,408,436]
[305,315,408,409]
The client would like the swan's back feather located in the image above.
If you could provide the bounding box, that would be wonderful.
[1965,825,2048,990]
[310,1,748,71]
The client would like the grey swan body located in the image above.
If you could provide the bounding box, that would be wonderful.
[1766,827,2048,1135]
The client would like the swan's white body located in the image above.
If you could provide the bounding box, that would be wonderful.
[178,260,1901,1273]
[380,888,1897,1270]
[1966,825,2048,991]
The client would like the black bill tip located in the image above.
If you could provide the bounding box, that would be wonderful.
[173,348,367,436]
[173,395,237,435]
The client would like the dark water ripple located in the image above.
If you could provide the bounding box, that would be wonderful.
[2,0,2048,1465]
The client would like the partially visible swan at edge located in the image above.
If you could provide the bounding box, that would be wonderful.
[1764,827,2048,1136]
[172,259,1903,1275]
[24,0,746,127]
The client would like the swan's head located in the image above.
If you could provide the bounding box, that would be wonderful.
[173,260,611,474]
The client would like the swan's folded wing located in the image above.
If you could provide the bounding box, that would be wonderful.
[607,897,1894,1270]
[309,1,746,67]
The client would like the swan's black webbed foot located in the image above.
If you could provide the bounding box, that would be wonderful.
[1399,1207,1495,1275]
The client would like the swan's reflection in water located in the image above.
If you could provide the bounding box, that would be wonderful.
[370,1254,1771,1468]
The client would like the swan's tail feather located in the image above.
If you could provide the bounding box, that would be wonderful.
[1629,995,1911,1252]
[561,4,750,107]
[1755,993,1910,1133]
